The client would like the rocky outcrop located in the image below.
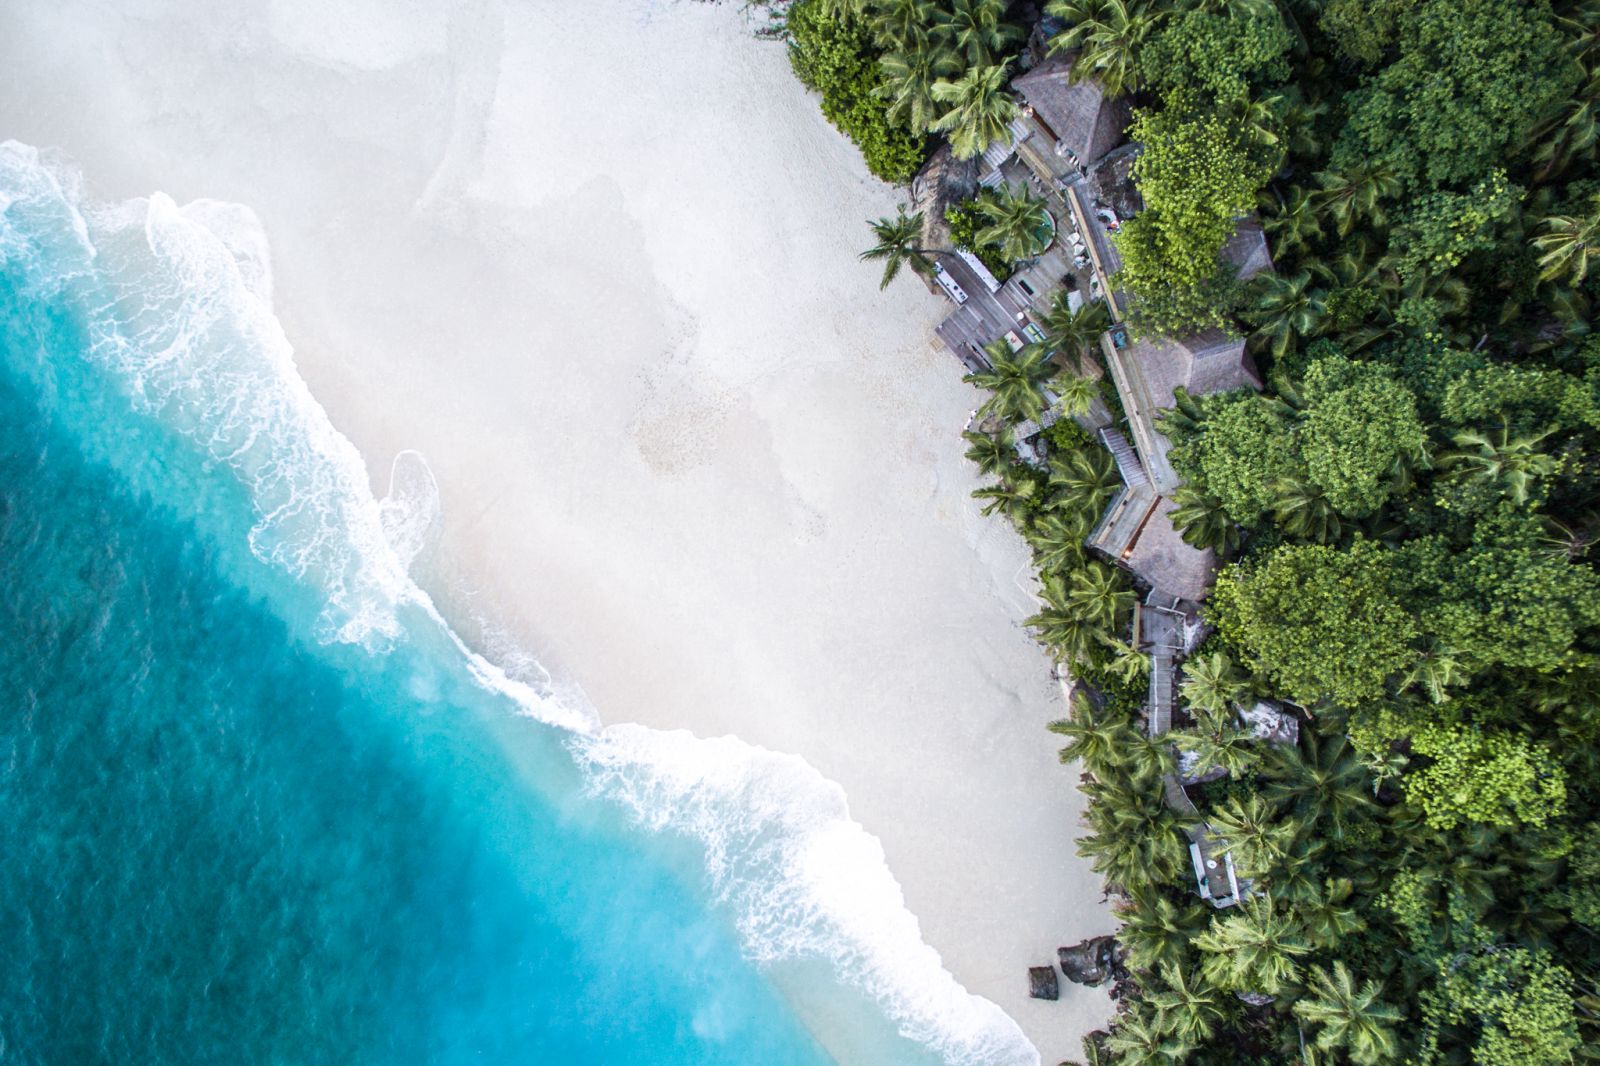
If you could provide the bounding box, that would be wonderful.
[910,143,977,257]
[1057,935,1120,987]
[1028,965,1061,1000]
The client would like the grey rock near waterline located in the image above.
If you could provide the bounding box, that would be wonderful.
[1057,935,1119,987]
[1028,965,1061,1000]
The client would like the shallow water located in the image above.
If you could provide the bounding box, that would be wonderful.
[0,143,1031,1065]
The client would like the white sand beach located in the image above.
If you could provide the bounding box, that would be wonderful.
[0,0,1115,1059]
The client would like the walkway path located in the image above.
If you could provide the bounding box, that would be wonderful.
[1138,591,1243,908]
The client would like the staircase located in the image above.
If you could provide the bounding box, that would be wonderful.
[1098,426,1148,488]
[1147,645,1175,739]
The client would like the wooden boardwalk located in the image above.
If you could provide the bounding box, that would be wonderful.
[1138,592,1245,908]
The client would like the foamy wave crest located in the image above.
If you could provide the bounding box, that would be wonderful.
[575,726,1039,1066]
[0,141,410,645]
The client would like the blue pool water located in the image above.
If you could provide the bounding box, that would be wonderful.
[0,143,1031,1066]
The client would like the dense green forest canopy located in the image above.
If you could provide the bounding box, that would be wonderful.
[783,0,1600,1061]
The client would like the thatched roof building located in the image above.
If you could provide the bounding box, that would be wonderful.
[1221,217,1273,282]
[1100,325,1260,494]
[1011,53,1133,169]
[1088,484,1219,602]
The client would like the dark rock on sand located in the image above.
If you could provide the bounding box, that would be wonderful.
[1028,965,1060,1000]
[1057,935,1119,986]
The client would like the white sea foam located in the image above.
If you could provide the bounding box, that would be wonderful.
[575,726,1039,1066]
[379,449,442,573]
[0,141,1038,1065]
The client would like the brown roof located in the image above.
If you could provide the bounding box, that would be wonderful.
[1101,327,1261,493]
[1123,496,1219,602]
[1087,484,1218,602]
[1220,218,1273,282]
[1012,53,1132,166]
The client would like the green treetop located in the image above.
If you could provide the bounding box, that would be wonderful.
[1136,6,1292,105]
[1115,95,1277,303]
[1211,538,1420,706]
[1297,356,1429,518]
[1331,0,1577,190]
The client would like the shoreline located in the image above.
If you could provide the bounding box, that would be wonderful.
[0,0,1116,1060]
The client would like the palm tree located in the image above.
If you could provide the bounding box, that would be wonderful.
[1068,560,1135,631]
[972,474,1043,519]
[933,0,1022,68]
[1395,638,1466,704]
[1106,1006,1191,1065]
[1444,421,1560,506]
[1312,163,1402,236]
[877,46,961,134]
[1293,962,1404,1066]
[1157,386,1207,438]
[1028,607,1100,665]
[1261,185,1326,261]
[1192,894,1311,995]
[1045,0,1158,99]
[930,60,1019,160]
[1078,781,1185,884]
[963,340,1053,423]
[961,425,1015,477]
[1528,75,1600,182]
[1294,875,1368,948]
[1027,575,1100,664]
[1270,477,1342,543]
[1038,292,1111,372]
[1028,510,1092,571]
[1117,888,1208,973]
[1149,963,1227,1045]
[1047,445,1119,513]
[1248,270,1326,358]
[1078,1032,1114,1066]
[1051,372,1101,420]
[1558,1,1600,67]
[871,0,936,50]
[1227,92,1287,168]
[1168,486,1243,554]
[1179,651,1248,717]
[1098,635,1151,687]
[860,207,948,289]
[1533,194,1600,284]
[1124,732,1180,788]
[1176,726,1260,778]
[975,184,1053,264]
[1048,700,1134,772]
[1208,793,1297,880]
[1539,511,1600,561]
[1263,733,1372,845]
[1342,266,1473,349]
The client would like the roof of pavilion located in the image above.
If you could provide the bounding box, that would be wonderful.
[1100,326,1261,494]
[1012,53,1133,166]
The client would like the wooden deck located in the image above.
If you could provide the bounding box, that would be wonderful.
[932,162,1105,369]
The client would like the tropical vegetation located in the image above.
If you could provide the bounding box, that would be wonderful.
[799,0,1600,1061]
[784,0,1031,181]
[1059,0,1598,1062]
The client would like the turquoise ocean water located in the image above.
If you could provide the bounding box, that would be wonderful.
[0,143,1032,1066]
